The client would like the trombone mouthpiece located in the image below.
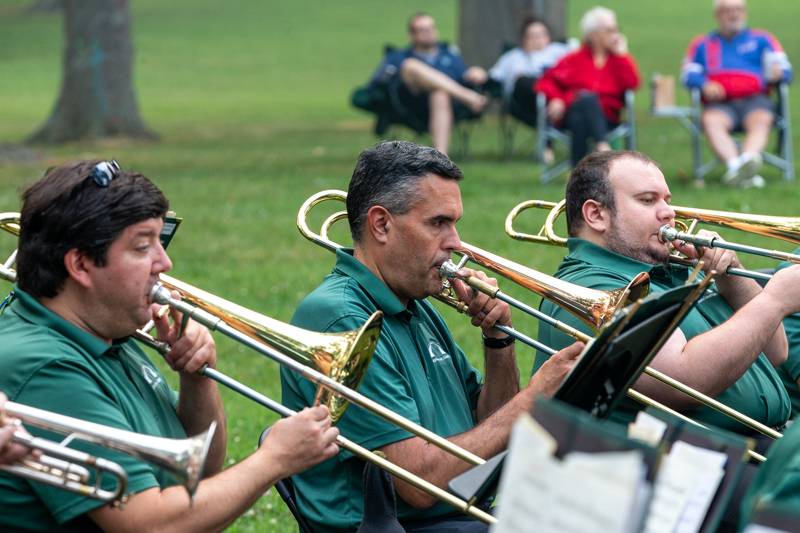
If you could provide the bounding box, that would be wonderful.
[150,284,172,305]
[659,225,678,243]
[438,260,460,279]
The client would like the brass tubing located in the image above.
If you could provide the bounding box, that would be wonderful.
[197,365,496,524]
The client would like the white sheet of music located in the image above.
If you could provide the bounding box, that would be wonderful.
[492,414,648,533]
[643,440,727,533]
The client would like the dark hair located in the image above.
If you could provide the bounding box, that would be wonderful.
[565,150,657,236]
[519,16,549,39]
[347,141,463,242]
[16,160,169,298]
[408,11,431,31]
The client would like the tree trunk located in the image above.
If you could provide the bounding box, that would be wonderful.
[27,0,155,144]
[458,0,567,69]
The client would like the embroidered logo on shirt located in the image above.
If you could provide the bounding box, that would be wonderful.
[142,365,164,389]
[737,41,757,54]
[427,341,451,363]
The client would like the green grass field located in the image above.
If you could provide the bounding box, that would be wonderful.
[0,0,798,530]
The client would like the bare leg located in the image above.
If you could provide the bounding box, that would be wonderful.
[741,109,774,154]
[702,109,738,162]
[401,58,486,113]
[429,89,453,154]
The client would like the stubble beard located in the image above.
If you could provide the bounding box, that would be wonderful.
[606,225,671,266]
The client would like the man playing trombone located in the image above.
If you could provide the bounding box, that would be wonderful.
[536,150,800,441]
[0,161,339,531]
[283,140,584,531]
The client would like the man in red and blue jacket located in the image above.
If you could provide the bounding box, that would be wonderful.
[682,0,792,188]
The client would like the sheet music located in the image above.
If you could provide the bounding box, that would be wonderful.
[644,440,727,533]
[629,411,669,446]
[492,414,648,533]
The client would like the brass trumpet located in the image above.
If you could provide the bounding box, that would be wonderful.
[2,401,216,504]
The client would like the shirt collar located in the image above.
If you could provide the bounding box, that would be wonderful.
[333,248,410,317]
[566,238,689,285]
[7,287,123,358]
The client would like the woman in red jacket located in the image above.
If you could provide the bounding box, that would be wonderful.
[536,7,640,165]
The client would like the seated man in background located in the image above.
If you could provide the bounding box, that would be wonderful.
[282,140,583,532]
[369,12,489,155]
[535,150,800,443]
[0,161,339,532]
[536,6,639,166]
[682,0,792,188]
[488,16,570,163]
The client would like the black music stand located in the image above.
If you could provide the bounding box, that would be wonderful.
[448,277,711,504]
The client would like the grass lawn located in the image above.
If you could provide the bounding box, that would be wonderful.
[0,0,798,530]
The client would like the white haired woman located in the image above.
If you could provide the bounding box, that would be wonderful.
[536,6,640,165]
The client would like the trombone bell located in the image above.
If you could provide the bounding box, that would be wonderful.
[457,242,649,330]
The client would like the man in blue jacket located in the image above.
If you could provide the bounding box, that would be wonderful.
[371,13,488,154]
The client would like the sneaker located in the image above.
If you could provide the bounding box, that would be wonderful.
[739,174,766,189]
[724,152,763,186]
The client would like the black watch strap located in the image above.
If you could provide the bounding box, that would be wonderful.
[482,332,516,349]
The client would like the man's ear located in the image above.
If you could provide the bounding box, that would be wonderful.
[581,199,612,234]
[365,205,393,244]
[63,249,94,289]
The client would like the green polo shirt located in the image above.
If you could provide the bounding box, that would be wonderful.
[281,249,483,532]
[534,238,790,433]
[0,288,186,532]
[775,254,800,417]
[739,418,800,529]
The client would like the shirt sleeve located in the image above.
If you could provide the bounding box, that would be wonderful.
[15,360,161,525]
[488,50,512,83]
[782,314,800,380]
[682,35,707,88]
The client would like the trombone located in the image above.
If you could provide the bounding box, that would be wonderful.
[506,199,799,281]
[1,212,495,523]
[1,401,216,505]
[140,287,495,523]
